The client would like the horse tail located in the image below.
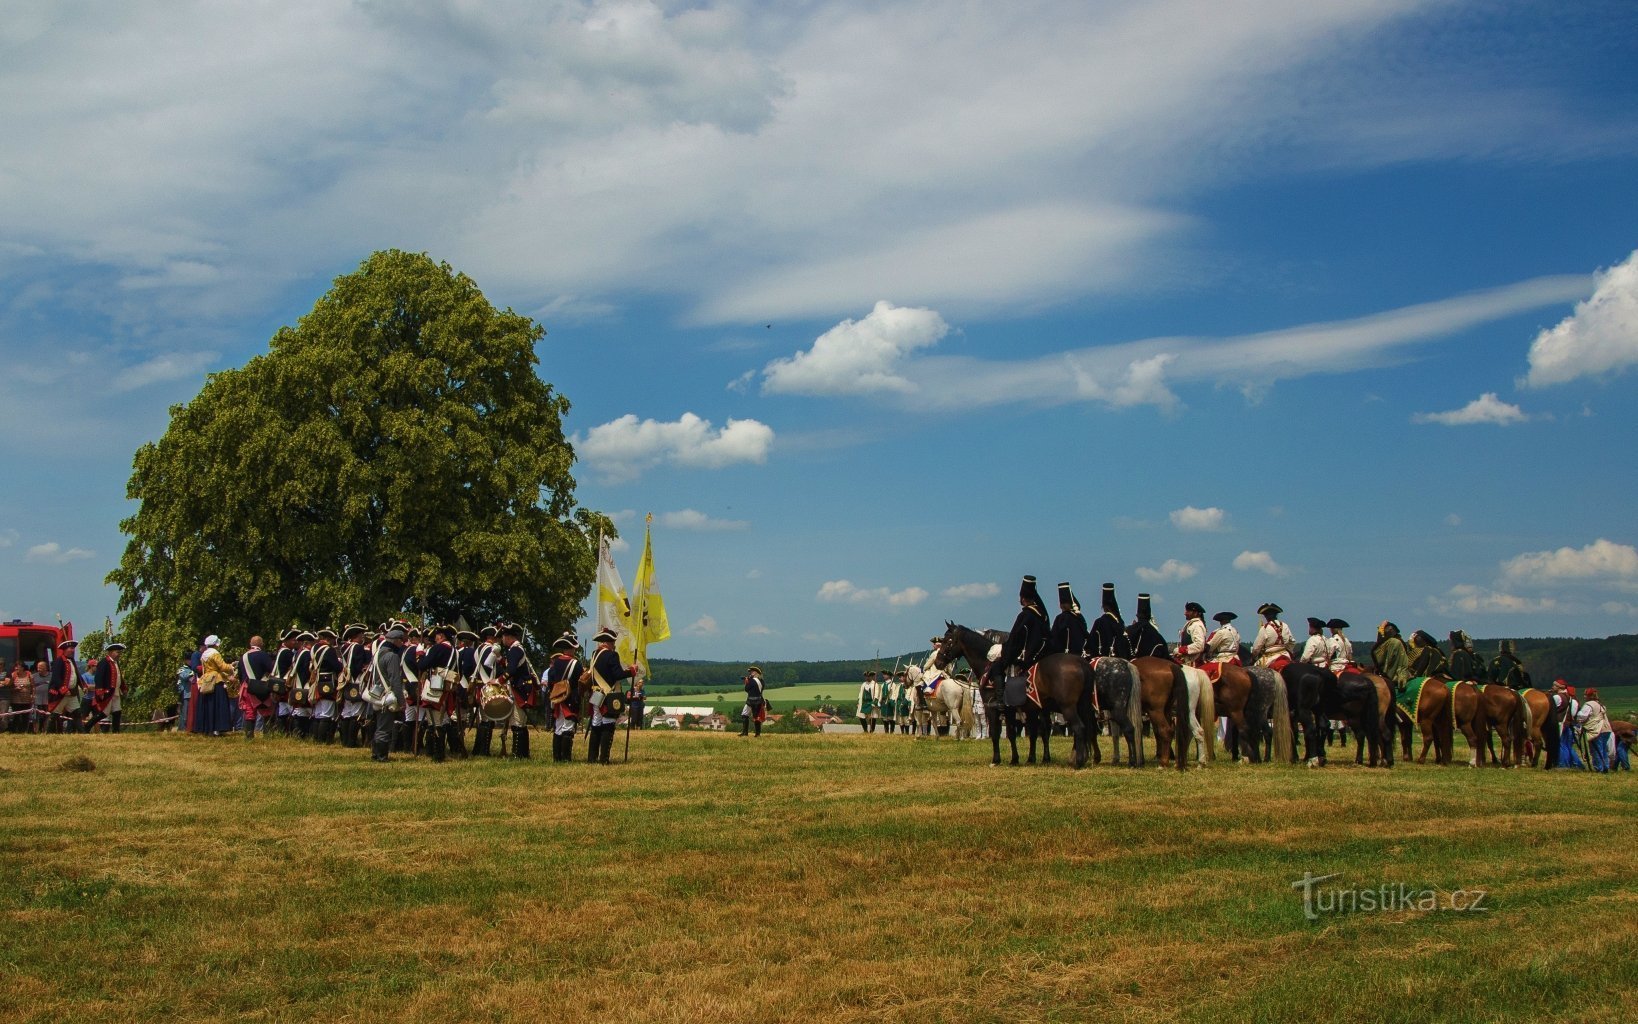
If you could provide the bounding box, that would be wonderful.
[1514,689,1532,760]
[958,684,976,738]
[1171,663,1188,772]
[1358,677,1382,762]
[1125,661,1144,767]
[1271,670,1294,764]
[1197,668,1216,762]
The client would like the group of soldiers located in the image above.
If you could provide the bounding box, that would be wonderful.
[986,575,1536,691]
[854,665,972,735]
[21,637,129,733]
[215,620,641,763]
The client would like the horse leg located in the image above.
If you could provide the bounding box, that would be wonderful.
[987,705,1002,766]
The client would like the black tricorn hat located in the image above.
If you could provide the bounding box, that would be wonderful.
[863,669,875,678]
[501,622,525,640]
[430,623,453,638]
[1306,616,1326,631]
[1101,583,1120,618]
[591,626,617,644]
[315,627,338,640]
[342,624,367,641]
[294,630,316,642]
[456,629,480,643]
[1135,593,1153,622]
[1327,618,1350,630]
[551,631,579,651]
[1185,601,1205,616]
[279,629,298,643]
[1212,611,1237,624]
[1258,602,1283,618]
[480,624,499,639]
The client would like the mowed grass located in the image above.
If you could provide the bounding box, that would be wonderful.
[648,681,859,709]
[1,729,1634,1024]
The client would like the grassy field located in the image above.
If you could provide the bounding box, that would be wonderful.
[649,681,859,710]
[2,729,1634,1024]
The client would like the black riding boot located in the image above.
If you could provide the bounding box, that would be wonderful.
[473,722,493,756]
[600,724,614,763]
[445,722,468,759]
[740,716,749,736]
[513,726,531,759]
[111,711,123,734]
[429,726,446,763]
[753,719,762,737]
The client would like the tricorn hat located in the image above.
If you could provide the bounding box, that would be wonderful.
[1212,611,1237,624]
[1257,602,1283,618]
[57,638,79,651]
[342,623,367,641]
[500,622,524,640]
[430,623,452,638]
[480,624,499,639]
[863,669,876,678]
[592,626,618,645]
[747,664,763,675]
[103,641,126,653]
[1327,618,1350,630]
[1306,616,1326,631]
[1135,593,1154,623]
[551,631,579,652]
[1101,583,1121,619]
[1185,601,1205,616]
[315,627,338,640]
[456,629,479,643]
[279,629,298,643]
[295,630,316,642]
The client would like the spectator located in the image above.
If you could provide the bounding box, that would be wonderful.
[1576,689,1613,774]
[31,661,49,734]
[5,661,29,733]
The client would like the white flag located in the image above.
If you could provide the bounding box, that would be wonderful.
[596,534,631,648]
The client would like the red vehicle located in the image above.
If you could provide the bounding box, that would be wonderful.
[0,619,75,675]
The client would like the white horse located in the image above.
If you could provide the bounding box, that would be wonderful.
[906,662,977,739]
[1178,665,1218,765]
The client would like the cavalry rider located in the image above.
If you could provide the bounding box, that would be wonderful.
[1489,639,1531,690]
[88,640,127,733]
[337,625,370,749]
[994,575,1051,682]
[498,622,538,759]
[1407,630,1447,679]
[740,665,766,737]
[545,631,581,761]
[1371,621,1411,693]
[856,670,879,733]
[1126,593,1169,659]
[1300,617,1331,669]
[47,638,83,733]
[1326,619,1355,674]
[586,625,637,764]
[1049,583,1088,658]
[1447,630,1484,683]
[1089,583,1133,660]
[1177,602,1208,668]
[1206,612,1241,666]
[237,634,277,740]
[1248,603,1294,671]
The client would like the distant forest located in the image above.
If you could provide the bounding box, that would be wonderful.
[645,634,1637,694]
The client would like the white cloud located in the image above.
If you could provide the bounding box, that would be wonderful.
[110,350,218,393]
[577,412,773,481]
[1523,249,1638,388]
[1170,506,1226,532]
[1412,392,1529,426]
[682,615,718,637]
[817,579,928,608]
[1136,559,1197,584]
[1501,538,1638,591]
[1445,514,1462,527]
[1431,585,1556,615]
[25,542,94,565]
[606,535,630,553]
[744,624,773,636]
[745,568,762,579]
[0,529,18,548]
[1232,550,1286,576]
[761,301,948,396]
[660,509,749,531]
[941,582,999,601]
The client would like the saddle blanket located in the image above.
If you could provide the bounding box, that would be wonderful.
[1004,672,1042,710]
[1397,676,1434,720]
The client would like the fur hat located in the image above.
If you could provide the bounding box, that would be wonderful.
[1135,593,1154,623]
[1020,575,1045,610]
[1378,621,1400,639]
[1057,582,1080,613]
[1101,583,1120,619]
[1410,629,1438,648]
[1499,638,1515,655]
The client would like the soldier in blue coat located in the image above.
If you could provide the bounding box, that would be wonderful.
[1126,594,1169,659]
[586,627,637,764]
[1048,582,1087,657]
[1088,584,1133,660]
[992,575,1049,685]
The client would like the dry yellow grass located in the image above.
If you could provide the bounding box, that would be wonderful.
[1,728,1633,1023]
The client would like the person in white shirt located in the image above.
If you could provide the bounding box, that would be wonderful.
[1178,602,1207,667]
[1326,619,1355,674]
[1205,612,1241,664]
[1300,617,1332,669]
[1249,603,1294,670]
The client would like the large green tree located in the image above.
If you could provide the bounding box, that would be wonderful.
[109,250,612,701]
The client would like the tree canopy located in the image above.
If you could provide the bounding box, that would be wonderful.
[109,250,612,699]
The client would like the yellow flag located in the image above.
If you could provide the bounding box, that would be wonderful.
[596,533,633,657]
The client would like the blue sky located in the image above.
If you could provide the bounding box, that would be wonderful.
[3,0,1637,660]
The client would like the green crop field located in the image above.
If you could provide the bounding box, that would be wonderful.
[647,681,861,710]
[2,729,1633,1024]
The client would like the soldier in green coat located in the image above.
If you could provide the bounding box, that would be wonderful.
[1372,621,1410,693]
[1407,630,1448,679]
[856,670,879,733]
[1446,630,1484,683]
[1489,639,1531,690]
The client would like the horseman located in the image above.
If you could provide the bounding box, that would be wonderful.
[1326,619,1355,674]
[1299,617,1331,669]
[1089,583,1133,660]
[1489,639,1530,690]
[993,575,1050,682]
[1407,630,1447,679]
[1126,593,1169,659]
[1177,602,1207,667]
[1371,621,1411,692]
[1206,612,1241,666]
[1447,630,1483,683]
[1248,603,1294,671]
[1049,583,1088,658]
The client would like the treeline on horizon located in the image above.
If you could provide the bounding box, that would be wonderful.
[645,634,1637,694]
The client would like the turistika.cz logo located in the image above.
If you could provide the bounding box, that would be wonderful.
[1291,872,1490,922]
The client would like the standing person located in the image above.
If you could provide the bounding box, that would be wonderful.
[1558,686,1585,770]
[337,626,370,749]
[7,661,32,733]
[289,630,316,740]
[1299,618,1331,669]
[1576,689,1613,774]
[1446,630,1482,683]
[1125,593,1168,660]
[1177,603,1208,668]
[1371,622,1410,693]
[1489,639,1530,690]
[369,625,408,762]
[196,635,236,736]
[1542,679,1570,770]
[31,660,49,734]
[498,623,538,759]
[1206,613,1241,666]
[237,635,277,739]
[856,670,879,733]
[1049,583,1088,657]
[585,626,636,763]
[309,628,342,744]
[740,665,766,737]
[1089,584,1132,660]
[544,632,581,761]
[1326,620,1355,674]
[413,624,457,763]
[1248,604,1294,671]
[271,630,297,736]
[47,639,82,733]
[895,669,913,735]
[86,641,127,733]
[471,625,501,756]
[445,628,478,759]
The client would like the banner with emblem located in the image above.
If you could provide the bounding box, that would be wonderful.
[596,533,632,653]
[626,514,670,677]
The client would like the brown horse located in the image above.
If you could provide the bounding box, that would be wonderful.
[1339,671,1396,767]
[1477,684,1531,768]
[935,623,1096,769]
[1396,675,1455,765]
[1197,662,1273,762]
[1131,656,1188,770]
[1522,688,1553,767]
[1451,681,1484,765]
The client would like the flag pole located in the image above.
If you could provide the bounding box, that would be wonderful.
[623,514,650,763]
